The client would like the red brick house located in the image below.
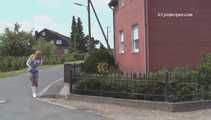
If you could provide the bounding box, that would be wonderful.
[109,0,211,73]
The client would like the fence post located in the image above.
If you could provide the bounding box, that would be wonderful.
[165,71,169,102]
[69,70,73,93]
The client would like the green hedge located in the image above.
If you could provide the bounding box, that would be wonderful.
[0,54,76,72]
[0,56,27,72]
[73,69,201,102]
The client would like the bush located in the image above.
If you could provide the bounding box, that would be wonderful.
[82,48,115,73]
[43,54,76,65]
[198,54,211,99]
[0,54,75,72]
[0,23,35,57]
[33,39,57,57]
[0,56,27,72]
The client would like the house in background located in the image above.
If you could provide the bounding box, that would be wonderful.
[36,28,69,54]
[109,0,211,73]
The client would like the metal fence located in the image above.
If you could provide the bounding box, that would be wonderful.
[68,64,211,102]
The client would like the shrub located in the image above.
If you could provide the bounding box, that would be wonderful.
[33,39,57,57]
[0,23,35,57]
[82,48,115,73]
[198,54,211,99]
[0,54,75,72]
[0,56,27,72]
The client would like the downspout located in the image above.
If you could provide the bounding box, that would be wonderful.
[112,9,116,59]
[144,0,149,73]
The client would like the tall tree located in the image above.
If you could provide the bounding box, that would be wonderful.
[77,17,86,52]
[84,35,99,52]
[70,16,77,52]
[69,16,99,53]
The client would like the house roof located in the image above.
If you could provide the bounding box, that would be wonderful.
[108,0,118,7]
[38,28,70,47]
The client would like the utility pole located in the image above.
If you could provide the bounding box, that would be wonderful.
[87,0,91,52]
[107,26,111,42]
[89,0,112,55]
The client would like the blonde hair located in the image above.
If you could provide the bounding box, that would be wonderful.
[32,50,42,60]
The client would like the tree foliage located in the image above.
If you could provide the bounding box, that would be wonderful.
[0,23,35,56]
[82,47,115,73]
[69,16,99,53]
[33,39,57,57]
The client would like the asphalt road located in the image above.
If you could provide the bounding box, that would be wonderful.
[0,65,106,120]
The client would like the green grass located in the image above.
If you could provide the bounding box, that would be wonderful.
[0,69,26,78]
[0,65,61,78]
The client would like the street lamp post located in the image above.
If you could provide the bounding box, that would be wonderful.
[74,0,91,52]
[74,0,112,55]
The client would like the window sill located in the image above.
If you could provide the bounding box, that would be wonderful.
[131,49,140,54]
[119,50,125,54]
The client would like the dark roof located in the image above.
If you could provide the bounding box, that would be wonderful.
[38,28,69,47]
[108,0,118,7]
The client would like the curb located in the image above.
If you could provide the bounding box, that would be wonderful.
[37,98,77,110]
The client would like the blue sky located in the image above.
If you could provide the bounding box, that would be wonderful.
[0,0,113,47]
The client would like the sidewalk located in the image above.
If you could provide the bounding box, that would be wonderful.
[41,97,211,120]
[40,82,211,120]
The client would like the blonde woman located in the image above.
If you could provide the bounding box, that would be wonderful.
[26,51,43,98]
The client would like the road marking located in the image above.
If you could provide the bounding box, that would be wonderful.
[38,78,63,97]
[0,99,8,104]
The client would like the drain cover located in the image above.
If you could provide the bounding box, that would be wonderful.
[0,99,8,104]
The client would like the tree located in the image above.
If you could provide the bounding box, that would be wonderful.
[77,17,86,52]
[0,23,35,57]
[33,39,56,57]
[69,16,99,53]
[82,47,115,73]
[84,35,99,52]
[70,16,77,52]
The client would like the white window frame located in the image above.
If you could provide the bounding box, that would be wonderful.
[50,40,54,44]
[119,31,125,54]
[131,24,140,53]
[56,40,62,45]
[42,32,46,36]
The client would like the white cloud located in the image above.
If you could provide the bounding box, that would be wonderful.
[0,15,59,34]
[0,21,13,33]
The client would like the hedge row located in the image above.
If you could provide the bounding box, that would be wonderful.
[73,69,203,102]
[0,55,75,72]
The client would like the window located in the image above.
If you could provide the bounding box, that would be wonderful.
[50,40,54,44]
[131,25,139,53]
[56,40,62,45]
[41,32,46,36]
[119,0,126,7]
[119,31,125,54]
[64,49,68,54]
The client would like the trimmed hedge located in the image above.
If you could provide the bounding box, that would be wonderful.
[73,69,201,102]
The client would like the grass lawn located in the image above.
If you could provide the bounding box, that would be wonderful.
[0,65,61,78]
[0,69,26,78]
